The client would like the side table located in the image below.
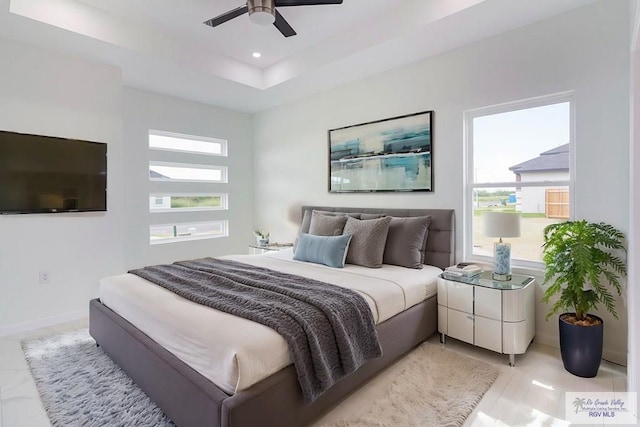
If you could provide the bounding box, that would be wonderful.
[248,243,293,255]
[437,270,536,366]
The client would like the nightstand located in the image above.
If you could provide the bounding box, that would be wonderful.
[248,243,293,255]
[437,270,535,366]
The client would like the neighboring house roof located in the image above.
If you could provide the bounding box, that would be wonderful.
[509,143,569,173]
[149,169,169,179]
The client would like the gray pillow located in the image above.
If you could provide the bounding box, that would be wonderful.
[301,210,360,234]
[343,216,392,268]
[308,210,348,236]
[293,233,352,268]
[300,209,313,234]
[315,210,362,219]
[383,216,432,269]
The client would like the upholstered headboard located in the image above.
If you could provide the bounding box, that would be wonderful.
[300,206,455,270]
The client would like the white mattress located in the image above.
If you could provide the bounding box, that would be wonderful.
[99,249,441,394]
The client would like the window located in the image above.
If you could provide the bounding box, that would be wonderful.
[149,194,227,212]
[149,130,227,156]
[150,220,228,244]
[148,131,229,244]
[464,93,573,266]
[149,162,227,183]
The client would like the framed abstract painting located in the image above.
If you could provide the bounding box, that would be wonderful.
[328,111,433,193]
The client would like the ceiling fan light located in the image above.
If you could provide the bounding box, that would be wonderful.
[248,0,275,25]
[249,10,275,25]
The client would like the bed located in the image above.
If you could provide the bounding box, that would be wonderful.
[89,206,455,427]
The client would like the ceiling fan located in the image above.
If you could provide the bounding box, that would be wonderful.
[204,0,344,38]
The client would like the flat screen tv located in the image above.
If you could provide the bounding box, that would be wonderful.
[0,130,107,214]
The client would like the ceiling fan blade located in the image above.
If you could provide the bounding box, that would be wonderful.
[273,10,296,37]
[204,5,249,27]
[275,0,342,5]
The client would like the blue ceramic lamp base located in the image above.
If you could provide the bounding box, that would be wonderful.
[493,241,512,281]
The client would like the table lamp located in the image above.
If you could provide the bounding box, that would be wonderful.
[484,212,521,281]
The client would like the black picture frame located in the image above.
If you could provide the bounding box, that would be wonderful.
[328,111,433,193]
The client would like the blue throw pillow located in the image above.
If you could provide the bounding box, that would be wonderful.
[293,233,352,268]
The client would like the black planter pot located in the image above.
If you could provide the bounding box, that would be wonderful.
[558,313,603,377]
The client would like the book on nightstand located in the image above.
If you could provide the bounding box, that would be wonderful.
[442,263,482,279]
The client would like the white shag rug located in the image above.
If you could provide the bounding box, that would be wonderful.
[23,329,498,427]
[320,342,499,427]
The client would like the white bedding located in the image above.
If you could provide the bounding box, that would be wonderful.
[99,249,441,394]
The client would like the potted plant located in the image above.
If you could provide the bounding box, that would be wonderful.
[541,220,627,377]
[254,230,270,246]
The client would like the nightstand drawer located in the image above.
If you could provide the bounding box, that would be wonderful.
[437,277,448,306]
[446,281,474,313]
[475,286,501,320]
[475,316,502,353]
[447,308,474,344]
[502,287,530,322]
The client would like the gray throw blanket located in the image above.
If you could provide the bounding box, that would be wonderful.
[128,258,382,402]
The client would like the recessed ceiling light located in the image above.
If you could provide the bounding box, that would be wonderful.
[252,52,262,58]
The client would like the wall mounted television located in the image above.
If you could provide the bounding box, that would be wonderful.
[0,130,107,214]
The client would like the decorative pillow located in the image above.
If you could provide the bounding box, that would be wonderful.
[383,216,432,269]
[315,210,362,219]
[293,233,353,268]
[300,209,313,234]
[300,210,361,234]
[308,210,349,236]
[342,216,392,268]
[300,209,360,233]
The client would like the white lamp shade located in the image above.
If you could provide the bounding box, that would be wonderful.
[484,212,521,238]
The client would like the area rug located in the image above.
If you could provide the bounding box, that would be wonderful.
[22,329,174,426]
[320,342,499,427]
[23,329,498,427]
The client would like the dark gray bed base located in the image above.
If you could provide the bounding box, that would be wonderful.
[90,296,437,427]
[89,207,454,427]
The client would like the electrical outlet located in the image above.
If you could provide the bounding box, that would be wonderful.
[39,271,50,284]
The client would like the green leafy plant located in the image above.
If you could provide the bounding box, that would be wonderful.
[541,220,627,322]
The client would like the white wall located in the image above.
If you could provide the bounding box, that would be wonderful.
[0,41,253,334]
[253,2,631,364]
[0,37,124,334]
[122,88,253,269]
[630,47,639,416]
[629,0,639,407]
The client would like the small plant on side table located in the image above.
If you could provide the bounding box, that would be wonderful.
[254,230,270,246]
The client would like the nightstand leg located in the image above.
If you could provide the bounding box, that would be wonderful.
[440,333,446,344]
[509,354,515,366]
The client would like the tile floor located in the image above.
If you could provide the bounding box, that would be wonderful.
[0,319,88,427]
[0,319,635,427]
[313,335,633,427]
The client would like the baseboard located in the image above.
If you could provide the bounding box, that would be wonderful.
[534,331,627,366]
[0,310,87,338]
[602,348,627,367]
[533,331,558,349]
